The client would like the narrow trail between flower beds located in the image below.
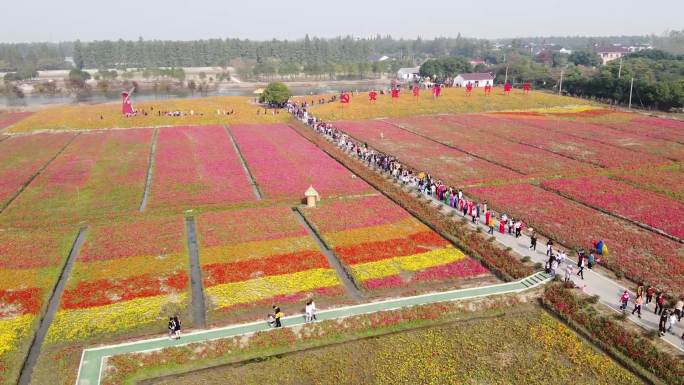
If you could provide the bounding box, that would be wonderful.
[18,227,88,385]
[139,127,159,212]
[185,216,206,329]
[292,207,365,301]
[0,133,79,214]
[225,125,263,200]
[76,271,551,385]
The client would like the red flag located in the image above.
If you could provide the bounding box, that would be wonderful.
[369,90,377,102]
[412,87,420,97]
[121,92,134,116]
[340,93,350,104]
[523,82,531,93]
[465,83,473,94]
[432,84,442,98]
[504,83,512,94]
[391,89,400,98]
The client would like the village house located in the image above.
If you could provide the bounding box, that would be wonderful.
[396,67,421,81]
[593,45,630,65]
[453,72,495,88]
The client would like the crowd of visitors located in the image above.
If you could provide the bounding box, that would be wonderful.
[287,99,684,341]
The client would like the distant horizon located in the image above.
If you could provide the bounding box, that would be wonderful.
[2,0,682,43]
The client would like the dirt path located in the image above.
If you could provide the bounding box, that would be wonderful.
[139,127,159,211]
[185,216,206,329]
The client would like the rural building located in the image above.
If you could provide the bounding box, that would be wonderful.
[453,73,495,87]
[397,67,420,80]
[469,59,486,66]
[593,45,630,65]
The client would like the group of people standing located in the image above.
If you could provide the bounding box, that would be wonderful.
[620,284,683,338]
[266,300,317,328]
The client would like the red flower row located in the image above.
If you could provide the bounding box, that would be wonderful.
[0,287,42,316]
[335,231,448,265]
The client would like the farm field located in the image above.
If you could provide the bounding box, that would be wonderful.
[0,112,32,130]
[196,206,352,324]
[7,96,288,132]
[230,123,373,200]
[302,195,495,296]
[308,88,594,121]
[331,109,684,294]
[0,227,76,385]
[1,129,152,226]
[135,307,642,385]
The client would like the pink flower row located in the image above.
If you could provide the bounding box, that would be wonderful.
[302,195,411,233]
[363,258,489,290]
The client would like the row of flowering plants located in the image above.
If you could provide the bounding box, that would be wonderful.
[301,195,493,296]
[542,175,684,239]
[0,226,76,385]
[0,112,32,130]
[333,119,522,187]
[447,113,671,169]
[390,115,599,177]
[289,120,534,281]
[2,129,152,227]
[0,132,75,209]
[467,183,684,295]
[45,216,190,344]
[7,96,288,133]
[149,125,257,211]
[196,206,351,324]
[575,110,684,144]
[616,166,684,203]
[230,124,373,200]
[100,299,641,385]
[542,284,684,385]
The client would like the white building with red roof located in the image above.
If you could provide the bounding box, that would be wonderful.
[453,72,495,88]
[594,45,630,65]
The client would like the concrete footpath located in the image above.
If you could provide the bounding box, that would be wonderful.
[76,271,551,385]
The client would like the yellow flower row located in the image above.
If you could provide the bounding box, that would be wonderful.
[200,236,318,266]
[46,293,188,343]
[68,253,187,284]
[351,247,464,281]
[206,268,340,309]
[0,267,58,291]
[0,314,34,356]
[325,217,425,248]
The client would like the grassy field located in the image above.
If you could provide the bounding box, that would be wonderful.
[139,307,642,385]
[8,96,288,132]
[308,88,594,121]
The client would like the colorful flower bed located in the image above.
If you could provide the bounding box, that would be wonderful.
[46,217,188,343]
[467,183,684,294]
[391,115,599,176]
[333,119,521,186]
[0,132,74,207]
[0,112,32,130]
[302,195,491,293]
[230,124,373,200]
[101,303,641,385]
[617,167,684,202]
[196,206,349,322]
[542,175,684,238]
[542,284,684,385]
[1,129,152,226]
[309,88,593,121]
[7,96,288,133]
[149,125,257,210]
[0,226,75,385]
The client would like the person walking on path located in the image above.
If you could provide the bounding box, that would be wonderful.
[515,220,522,238]
[655,292,666,315]
[546,240,554,257]
[587,251,596,270]
[173,316,182,339]
[564,265,573,283]
[577,248,586,266]
[645,285,656,305]
[635,283,644,299]
[507,218,514,235]
[659,310,670,336]
[556,250,566,267]
[487,217,495,235]
[167,317,176,340]
[485,210,491,229]
[529,231,537,251]
[273,305,283,327]
[675,298,683,321]
[619,290,630,312]
[499,217,506,234]
[632,296,643,318]
[668,311,678,334]
[576,257,585,280]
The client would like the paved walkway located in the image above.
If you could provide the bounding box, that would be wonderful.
[412,183,684,353]
[76,271,551,385]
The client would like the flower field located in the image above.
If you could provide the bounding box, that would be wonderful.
[391,115,599,176]
[149,125,256,210]
[46,217,189,343]
[308,88,593,122]
[302,195,492,294]
[129,307,641,385]
[467,183,684,293]
[333,119,521,186]
[230,124,373,200]
[542,176,684,238]
[196,206,350,322]
[0,132,74,207]
[7,96,288,133]
[0,112,32,130]
[0,226,76,385]
[1,129,152,226]
[617,167,684,202]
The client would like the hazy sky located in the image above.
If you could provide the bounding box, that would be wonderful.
[3,0,682,42]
